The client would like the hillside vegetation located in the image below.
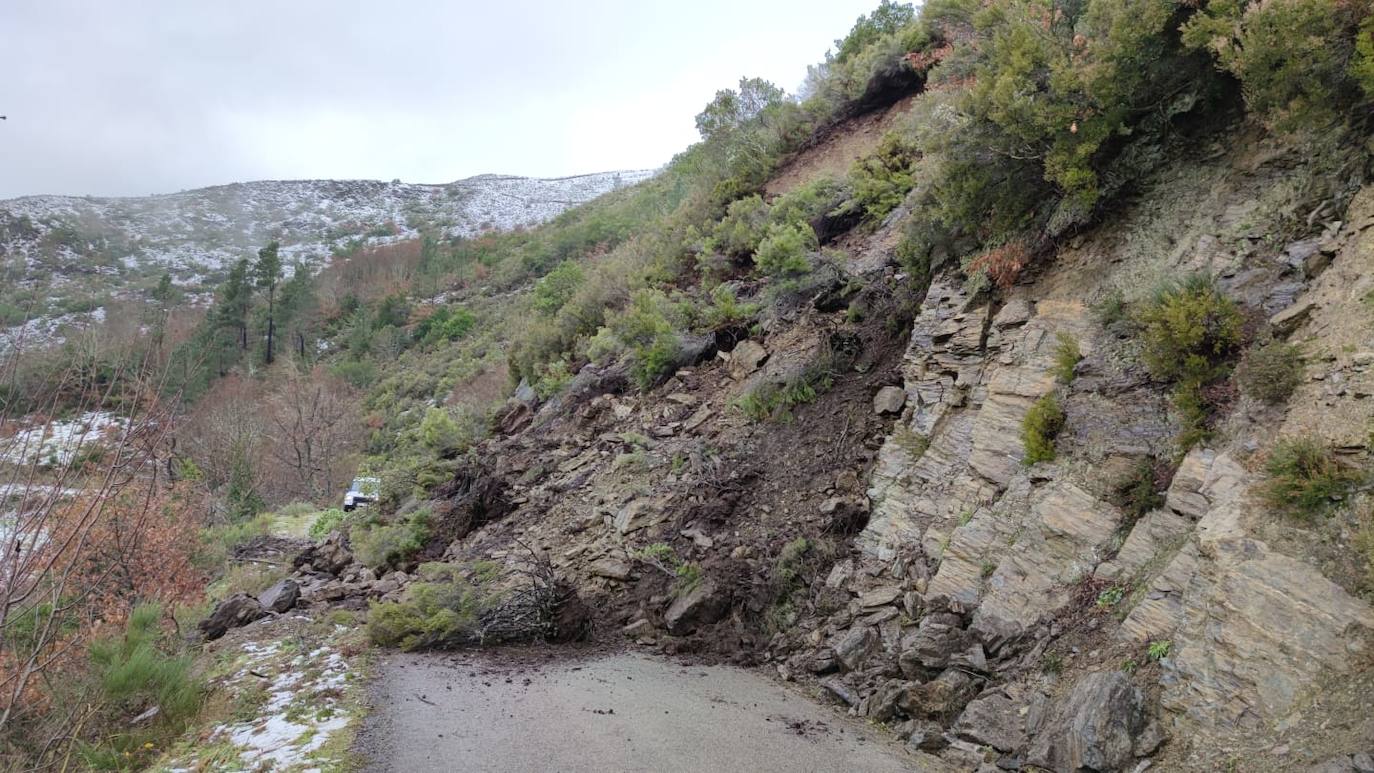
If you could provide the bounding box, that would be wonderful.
[4,0,1374,770]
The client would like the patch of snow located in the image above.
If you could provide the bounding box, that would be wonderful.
[0,411,125,466]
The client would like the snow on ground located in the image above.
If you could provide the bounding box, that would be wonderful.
[0,411,126,466]
[158,615,365,773]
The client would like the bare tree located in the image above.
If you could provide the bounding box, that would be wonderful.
[263,364,362,503]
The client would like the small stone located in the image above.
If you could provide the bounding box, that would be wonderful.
[873,386,907,415]
[858,586,902,608]
[821,676,858,706]
[832,626,878,671]
[622,619,653,637]
[589,558,632,581]
[730,340,769,375]
[1270,299,1315,337]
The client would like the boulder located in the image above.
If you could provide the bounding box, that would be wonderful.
[1270,298,1315,337]
[900,668,980,719]
[951,690,1026,753]
[614,498,662,534]
[867,679,917,722]
[1028,671,1146,773]
[833,625,879,672]
[293,531,352,576]
[258,579,300,614]
[858,586,902,608]
[198,594,267,640]
[904,719,948,752]
[873,386,907,415]
[663,579,729,634]
[901,612,970,672]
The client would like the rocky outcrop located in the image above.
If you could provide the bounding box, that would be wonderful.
[788,162,1374,770]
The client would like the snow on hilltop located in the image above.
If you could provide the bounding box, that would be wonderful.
[0,170,654,351]
[0,170,656,281]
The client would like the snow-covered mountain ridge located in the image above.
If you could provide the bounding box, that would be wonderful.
[1,170,655,281]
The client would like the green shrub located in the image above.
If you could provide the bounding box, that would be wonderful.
[734,361,834,422]
[367,567,490,650]
[708,194,771,258]
[1135,276,1244,385]
[767,177,848,232]
[588,289,685,390]
[419,406,479,456]
[531,261,585,315]
[1021,393,1065,465]
[1114,457,1166,521]
[415,305,476,345]
[1257,436,1361,519]
[80,604,203,765]
[532,358,574,399]
[1236,341,1303,405]
[1052,332,1081,383]
[308,507,350,539]
[839,131,920,222]
[1355,14,1374,97]
[331,358,378,388]
[1182,0,1370,130]
[754,222,815,278]
[352,509,432,570]
[702,285,760,329]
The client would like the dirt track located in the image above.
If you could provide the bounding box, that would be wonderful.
[356,650,930,772]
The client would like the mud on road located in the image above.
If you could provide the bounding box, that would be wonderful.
[355,648,936,772]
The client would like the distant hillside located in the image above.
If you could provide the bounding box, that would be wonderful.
[0,170,654,347]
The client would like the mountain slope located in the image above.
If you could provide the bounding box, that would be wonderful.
[0,170,653,347]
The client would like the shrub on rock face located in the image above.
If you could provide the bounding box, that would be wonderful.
[1051,331,1082,383]
[1258,436,1361,519]
[1021,393,1065,465]
[1134,276,1244,447]
[1135,276,1243,384]
[1182,0,1372,131]
[754,222,816,278]
[1236,340,1303,405]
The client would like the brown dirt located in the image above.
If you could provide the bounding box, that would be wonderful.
[763,94,920,198]
[430,269,914,664]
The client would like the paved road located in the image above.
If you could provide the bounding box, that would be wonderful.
[356,650,931,772]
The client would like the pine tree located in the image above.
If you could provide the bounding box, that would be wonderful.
[254,241,283,364]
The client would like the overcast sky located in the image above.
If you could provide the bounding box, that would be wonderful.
[0,1,881,199]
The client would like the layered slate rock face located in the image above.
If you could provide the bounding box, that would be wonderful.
[810,177,1374,769]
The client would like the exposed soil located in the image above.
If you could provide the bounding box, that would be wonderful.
[764,94,920,198]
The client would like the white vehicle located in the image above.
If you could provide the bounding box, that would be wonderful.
[343,476,380,512]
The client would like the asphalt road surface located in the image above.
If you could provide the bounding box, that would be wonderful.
[356,649,932,772]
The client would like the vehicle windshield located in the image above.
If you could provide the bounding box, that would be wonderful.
[350,477,379,495]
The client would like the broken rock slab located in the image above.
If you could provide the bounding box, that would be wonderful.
[1028,671,1146,773]
[258,579,300,613]
[199,594,268,640]
[663,579,729,634]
